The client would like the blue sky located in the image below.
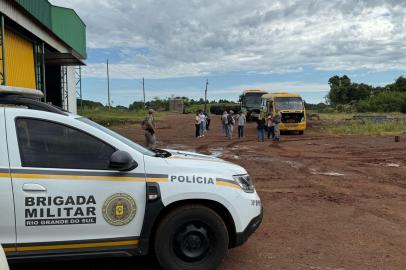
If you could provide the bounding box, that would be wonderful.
[52,0,406,106]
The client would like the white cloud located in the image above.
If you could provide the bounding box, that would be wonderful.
[51,0,406,79]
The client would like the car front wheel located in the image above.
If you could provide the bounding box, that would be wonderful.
[154,204,229,270]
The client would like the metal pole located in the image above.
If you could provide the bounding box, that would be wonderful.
[107,59,110,109]
[41,42,46,102]
[142,77,145,108]
[204,79,208,112]
[1,15,6,86]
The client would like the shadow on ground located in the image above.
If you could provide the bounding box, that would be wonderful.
[10,256,161,270]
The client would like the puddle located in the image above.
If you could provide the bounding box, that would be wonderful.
[208,147,225,158]
[310,169,345,176]
[282,160,303,169]
[385,163,401,168]
[167,144,189,150]
[229,145,250,151]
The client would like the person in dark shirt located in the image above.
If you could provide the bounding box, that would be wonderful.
[256,114,266,142]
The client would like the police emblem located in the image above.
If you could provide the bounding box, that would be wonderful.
[102,193,136,226]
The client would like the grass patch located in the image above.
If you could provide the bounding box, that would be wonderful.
[313,112,406,135]
[78,108,163,126]
[314,112,406,121]
[321,121,406,135]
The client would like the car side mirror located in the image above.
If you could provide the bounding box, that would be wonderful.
[109,150,138,171]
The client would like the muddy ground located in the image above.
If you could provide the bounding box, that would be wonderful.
[13,114,406,270]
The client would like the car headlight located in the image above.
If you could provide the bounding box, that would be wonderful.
[233,174,255,193]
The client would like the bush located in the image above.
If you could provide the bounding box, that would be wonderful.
[210,103,240,115]
[355,91,406,113]
[336,104,355,113]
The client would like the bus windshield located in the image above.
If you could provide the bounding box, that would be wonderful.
[275,97,304,111]
[244,94,263,108]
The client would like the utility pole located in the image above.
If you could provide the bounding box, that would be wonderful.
[142,77,146,108]
[107,58,111,109]
[204,79,208,112]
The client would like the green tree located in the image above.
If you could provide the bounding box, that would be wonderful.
[394,76,406,92]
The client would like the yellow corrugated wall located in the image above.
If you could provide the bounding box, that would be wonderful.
[5,29,36,89]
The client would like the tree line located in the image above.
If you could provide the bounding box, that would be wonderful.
[326,75,406,113]
[78,97,237,112]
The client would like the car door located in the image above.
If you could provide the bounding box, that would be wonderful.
[5,109,146,253]
[0,108,16,254]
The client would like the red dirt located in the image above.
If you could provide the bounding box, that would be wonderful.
[13,114,406,270]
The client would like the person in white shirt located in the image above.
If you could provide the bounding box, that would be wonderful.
[237,111,246,139]
[221,111,229,137]
[199,111,207,137]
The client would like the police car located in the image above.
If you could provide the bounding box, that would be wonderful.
[0,86,262,270]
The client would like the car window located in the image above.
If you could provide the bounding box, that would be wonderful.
[16,118,116,170]
[78,117,155,157]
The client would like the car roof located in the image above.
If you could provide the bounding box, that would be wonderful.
[0,86,68,116]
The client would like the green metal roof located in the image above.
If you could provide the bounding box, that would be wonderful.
[15,0,87,59]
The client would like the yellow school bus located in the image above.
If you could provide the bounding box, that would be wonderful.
[261,92,306,134]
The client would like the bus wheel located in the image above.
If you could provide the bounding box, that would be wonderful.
[299,131,304,135]
[154,204,229,270]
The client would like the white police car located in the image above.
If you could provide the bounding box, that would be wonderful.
[0,86,262,270]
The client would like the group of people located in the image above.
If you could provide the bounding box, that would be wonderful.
[221,110,247,139]
[195,111,211,138]
[255,112,281,142]
[220,110,281,142]
[142,107,281,151]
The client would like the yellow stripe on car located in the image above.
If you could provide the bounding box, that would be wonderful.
[216,181,240,189]
[3,247,16,253]
[10,173,167,183]
[15,240,139,252]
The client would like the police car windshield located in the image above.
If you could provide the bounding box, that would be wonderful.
[78,117,156,157]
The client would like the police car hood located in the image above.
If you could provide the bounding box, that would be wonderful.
[164,149,247,174]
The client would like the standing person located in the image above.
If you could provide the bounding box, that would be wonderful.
[266,113,274,140]
[199,111,207,137]
[143,109,156,149]
[256,113,266,142]
[195,112,201,138]
[227,110,235,139]
[221,111,229,137]
[273,110,282,141]
[237,111,246,139]
[205,111,211,131]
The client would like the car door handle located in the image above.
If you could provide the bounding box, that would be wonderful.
[22,184,47,192]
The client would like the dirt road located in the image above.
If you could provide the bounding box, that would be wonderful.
[13,114,406,270]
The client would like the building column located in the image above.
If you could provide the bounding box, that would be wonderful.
[66,66,77,114]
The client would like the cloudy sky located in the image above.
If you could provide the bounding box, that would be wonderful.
[51,0,406,106]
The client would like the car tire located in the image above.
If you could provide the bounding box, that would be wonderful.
[299,131,304,135]
[154,204,229,270]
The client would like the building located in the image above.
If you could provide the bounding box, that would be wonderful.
[169,97,184,113]
[0,0,86,114]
